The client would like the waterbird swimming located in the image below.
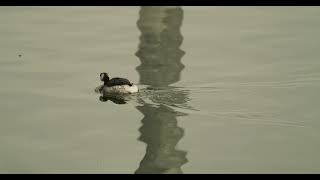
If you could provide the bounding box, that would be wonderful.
[95,72,139,95]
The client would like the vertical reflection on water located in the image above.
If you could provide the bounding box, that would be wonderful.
[135,6,189,174]
[135,6,185,87]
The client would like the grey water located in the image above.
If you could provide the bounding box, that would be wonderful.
[1,6,320,173]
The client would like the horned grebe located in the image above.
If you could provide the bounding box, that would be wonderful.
[95,72,139,95]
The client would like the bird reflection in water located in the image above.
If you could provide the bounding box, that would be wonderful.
[99,95,127,104]
[97,6,191,173]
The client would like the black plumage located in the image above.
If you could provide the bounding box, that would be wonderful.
[105,77,133,87]
[100,72,133,87]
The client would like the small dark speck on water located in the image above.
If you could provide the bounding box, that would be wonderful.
[18,54,22,58]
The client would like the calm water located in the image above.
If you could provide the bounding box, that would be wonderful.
[1,6,320,173]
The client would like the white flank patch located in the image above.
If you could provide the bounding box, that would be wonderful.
[100,84,139,94]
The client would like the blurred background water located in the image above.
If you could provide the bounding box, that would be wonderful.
[0,6,320,173]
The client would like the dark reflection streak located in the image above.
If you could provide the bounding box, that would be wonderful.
[135,7,185,87]
[135,6,189,174]
[99,95,127,104]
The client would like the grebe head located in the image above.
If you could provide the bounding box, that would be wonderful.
[100,72,109,82]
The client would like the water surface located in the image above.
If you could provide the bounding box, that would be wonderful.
[0,6,320,173]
